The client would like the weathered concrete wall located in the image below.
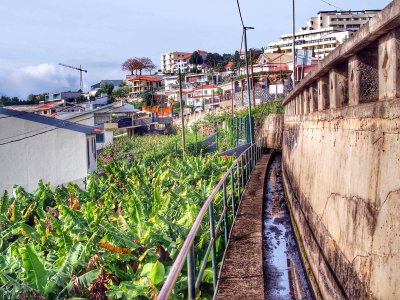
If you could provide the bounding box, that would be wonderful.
[282,2,400,298]
[262,113,283,150]
[283,99,400,300]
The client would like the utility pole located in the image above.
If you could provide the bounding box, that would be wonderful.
[231,78,234,118]
[243,26,254,144]
[250,51,256,107]
[178,69,186,155]
[292,0,296,86]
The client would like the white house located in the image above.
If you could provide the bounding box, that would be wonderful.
[55,103,115,151]
[186,84,221,108]
[0,108,99,194]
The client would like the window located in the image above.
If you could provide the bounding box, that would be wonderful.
[96,133,105,143]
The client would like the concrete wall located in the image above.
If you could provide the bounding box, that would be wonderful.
[283,101,400,299]
[0,116,95,194]
[261,113,283,150]
[282,2,400,298]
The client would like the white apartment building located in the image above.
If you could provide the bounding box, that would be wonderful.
[161,52,191,73]
[160,50,208,73]
[266,10,380,59]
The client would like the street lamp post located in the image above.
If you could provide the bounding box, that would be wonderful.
[243,26,254,144]
[292,0,296,86]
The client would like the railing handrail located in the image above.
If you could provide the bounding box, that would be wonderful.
[158,137,265,299]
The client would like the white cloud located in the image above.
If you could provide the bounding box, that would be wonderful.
[0,61,126,99]
[0,63,79,99]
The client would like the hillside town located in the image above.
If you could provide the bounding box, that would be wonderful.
[0,9,378,194]
[2,3,398,300]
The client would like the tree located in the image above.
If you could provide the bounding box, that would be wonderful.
[122,58,145,75]
[189,51,204,66]
[139,57,157,75]
[97,82,114,96]
[249,48,263,63]
[27,94,36,102]
[111,87,130,98]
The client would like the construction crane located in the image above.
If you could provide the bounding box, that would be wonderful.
[58,63,87,92]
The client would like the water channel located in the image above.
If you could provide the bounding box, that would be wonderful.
[263,154,314,300]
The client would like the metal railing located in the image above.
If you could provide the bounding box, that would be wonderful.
[157,136,266,300]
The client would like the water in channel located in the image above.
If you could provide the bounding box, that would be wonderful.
[263,154,313,300]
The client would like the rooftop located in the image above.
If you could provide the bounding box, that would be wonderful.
[127,76,161,82]
[0,108,99,134]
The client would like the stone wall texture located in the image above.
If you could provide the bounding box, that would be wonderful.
[283,100,400,299]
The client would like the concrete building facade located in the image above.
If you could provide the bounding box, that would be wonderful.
[160,50,208,73]
[0,108,98,194]
[125,76,162,97]
[266,10,380,59]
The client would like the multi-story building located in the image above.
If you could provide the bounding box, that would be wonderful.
[160,50,208,73]
[125,76,162,97]
[266,10,380,59]
[305,10,379,31]
[161,52,190,73]
[186,84,221,108]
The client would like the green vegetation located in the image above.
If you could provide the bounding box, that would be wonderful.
[0,133,231,299]
[98,132,206,172]
[194,101,284,151]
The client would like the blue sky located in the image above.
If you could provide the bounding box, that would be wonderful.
[0,0,390,98]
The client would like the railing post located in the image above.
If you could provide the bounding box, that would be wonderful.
[244,151,248,182]
[208,202,218,291]
[318,75,329,111]
[187,244,196,300]
[222,182,229,247]
[237,163,241,202]
[379,28,400,100]
[230,169,236,216]
[241,158,245,194]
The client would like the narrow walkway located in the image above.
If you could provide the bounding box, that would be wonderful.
[215,153,271,300]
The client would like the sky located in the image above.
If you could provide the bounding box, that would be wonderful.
[0,0,391,99]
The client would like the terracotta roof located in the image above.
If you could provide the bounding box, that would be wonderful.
[225,61,235,68]
[127,76,161,82]
[36,101,63,110]
[174,53,191,60]
[194,84,219,90]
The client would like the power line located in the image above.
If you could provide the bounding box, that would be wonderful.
[236,0,245,27]
[318,0,345,11]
